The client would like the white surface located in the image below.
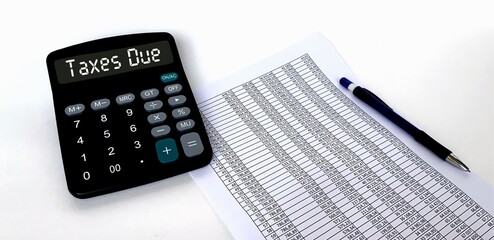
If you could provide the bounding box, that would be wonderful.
[0,1,492,239]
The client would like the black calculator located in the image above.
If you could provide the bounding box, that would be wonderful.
[46,33,212,198]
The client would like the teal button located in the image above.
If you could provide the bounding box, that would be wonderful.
[160,72,178,83]
[155,138,179,164]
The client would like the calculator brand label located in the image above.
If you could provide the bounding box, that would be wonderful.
[160,72,178,83]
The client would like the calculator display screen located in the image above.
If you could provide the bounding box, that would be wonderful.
[54,41,173,84]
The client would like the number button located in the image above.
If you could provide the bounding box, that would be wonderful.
[74,120,81,128]
[103,130,111,139]
[126,109,134,117]
[108,147,115,156]
[130,124,137,133]
[83,171,91,180]
[101,114,108,122]
[134,140,142,149]
[109,164,121,174]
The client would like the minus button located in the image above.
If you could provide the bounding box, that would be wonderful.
[151,125,171,138]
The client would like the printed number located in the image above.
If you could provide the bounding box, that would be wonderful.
[103,130,111,138]
[77,136,84,144]
[126,109,133,116]
[74,120,80,128]
[101,114,108,122]
[130,124,137,132]
[134,140,141,149]
[108,147,115,156]
[81,153,86,162]
[83,171,90,180]
[109,164,121,173]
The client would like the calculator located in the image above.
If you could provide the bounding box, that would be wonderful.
[46,33,212,198]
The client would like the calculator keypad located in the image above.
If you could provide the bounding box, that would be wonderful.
[61,79,209,198]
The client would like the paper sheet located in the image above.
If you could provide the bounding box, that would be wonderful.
[190,33,494,240]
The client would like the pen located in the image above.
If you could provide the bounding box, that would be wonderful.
[339,77,470,172]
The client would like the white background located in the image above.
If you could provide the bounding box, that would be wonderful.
[0,1,492,239]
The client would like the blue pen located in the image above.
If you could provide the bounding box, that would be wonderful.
[339,77,469,172]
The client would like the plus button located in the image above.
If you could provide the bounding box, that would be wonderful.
[155,138,178,164]
[163,147,172,155]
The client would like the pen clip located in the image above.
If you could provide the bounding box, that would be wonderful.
[363,89,393,111]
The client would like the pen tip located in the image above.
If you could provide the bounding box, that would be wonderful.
[340,77,352,89]
[446,154,470,172]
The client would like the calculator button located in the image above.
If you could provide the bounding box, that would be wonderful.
[91,98,111,111]
[160,72,178,83]
[116,93,135,105]
[65,103,85,116]
[151,125,171,138]
[164,84,182,95]
[176,119,195,132]
[172,107,190,119]
[155,138,179,164]
[147,112,167,125]
[180,132,204,157]
[168,95,186,107]
[140,88,159,100]
[144,100,163,112]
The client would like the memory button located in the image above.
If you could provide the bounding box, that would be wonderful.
[91,98,110,111]
[116,93,135,105]
[64,104,85,116]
